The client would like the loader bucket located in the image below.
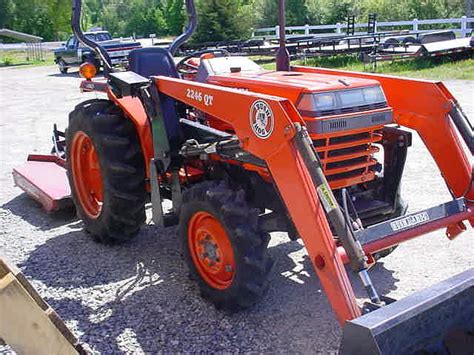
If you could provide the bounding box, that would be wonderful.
[12,155,72,213]
[340,268,474,354]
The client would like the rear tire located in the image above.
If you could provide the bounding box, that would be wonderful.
[66,99,146,243]
[58,59,68,74]
[180,181,273,311]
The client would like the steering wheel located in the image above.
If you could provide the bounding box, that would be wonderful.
[176,49,230,75]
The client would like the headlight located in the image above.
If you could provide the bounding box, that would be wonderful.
[362,86,386,103]
[297,86,387,116]
[339,89,365,107]
[314,93,337,111]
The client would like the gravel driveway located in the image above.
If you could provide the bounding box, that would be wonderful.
[0,65,473,354]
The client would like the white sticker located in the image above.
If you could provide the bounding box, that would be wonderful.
[249,100,274,139]
[390,212,430,231]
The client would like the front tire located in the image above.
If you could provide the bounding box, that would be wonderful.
[180,181,273,311]
[66,99,146,243]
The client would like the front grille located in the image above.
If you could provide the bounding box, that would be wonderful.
[306,110,393,134]
[313,130,382,189]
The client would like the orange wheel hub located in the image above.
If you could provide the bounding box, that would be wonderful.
[188,211,236,290]
[71,131,103,219]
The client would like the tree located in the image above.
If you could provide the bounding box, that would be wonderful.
[2,0,468,42]
[163,0,186,35]
[125,0,168,37]
[0,0,14,29]
[47,0,70,40]
[287,0,308,25]
[193,0,254,43]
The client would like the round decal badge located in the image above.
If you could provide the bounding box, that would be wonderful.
[249,100,274,139]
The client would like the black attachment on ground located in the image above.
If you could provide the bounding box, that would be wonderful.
[340,268,474,355]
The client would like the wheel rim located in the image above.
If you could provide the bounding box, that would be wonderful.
[71,131,103,219]
[59,60,65,71]
[188,211,236,290]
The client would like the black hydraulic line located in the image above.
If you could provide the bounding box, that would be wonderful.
[71,0,113,75]
[292,123,381,304]
[450,102,474,155]
[169,0,198,56]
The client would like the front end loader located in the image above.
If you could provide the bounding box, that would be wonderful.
[12,0,474,352]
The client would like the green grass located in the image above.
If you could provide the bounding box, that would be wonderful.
[261,54,474,80]
[0,50,54,68]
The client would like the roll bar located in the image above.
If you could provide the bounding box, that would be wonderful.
[71,0,113,74]
[71,0,198,76]
[169,0,198,55]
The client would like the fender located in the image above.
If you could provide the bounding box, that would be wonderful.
[109,94,154,181]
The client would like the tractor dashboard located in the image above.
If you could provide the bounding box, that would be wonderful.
[196,56,263,82]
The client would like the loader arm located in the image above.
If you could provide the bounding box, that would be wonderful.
[154,75,474,327]
[154,76,361,323]
[292,66,474,204]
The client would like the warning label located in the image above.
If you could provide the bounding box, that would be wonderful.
[317,184,337,212]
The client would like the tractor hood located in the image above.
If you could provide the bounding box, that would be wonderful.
[206,69,381,103]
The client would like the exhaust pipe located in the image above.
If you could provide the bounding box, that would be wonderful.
[276,0,290,71]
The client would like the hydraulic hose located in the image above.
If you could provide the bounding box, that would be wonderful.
[293,123,382,304]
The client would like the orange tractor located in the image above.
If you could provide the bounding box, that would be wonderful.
[13,0,474,352]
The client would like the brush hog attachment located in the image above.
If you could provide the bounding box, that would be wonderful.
[340,268,474,354]
[11,126,72,213]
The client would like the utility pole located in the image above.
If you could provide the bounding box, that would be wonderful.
[466,0,472,29]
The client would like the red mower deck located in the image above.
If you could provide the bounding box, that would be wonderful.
[12,155,72,213]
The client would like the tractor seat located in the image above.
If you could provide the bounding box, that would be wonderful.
[128,47,182,150]
[128,47,179,79]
